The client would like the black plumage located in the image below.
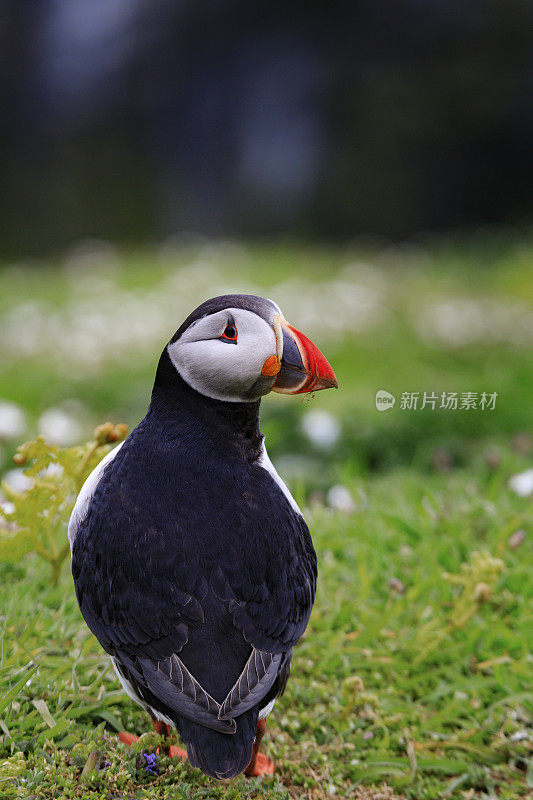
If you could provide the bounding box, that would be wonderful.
[71,321,317,779]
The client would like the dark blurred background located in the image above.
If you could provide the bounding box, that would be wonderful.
[1,0,532,258]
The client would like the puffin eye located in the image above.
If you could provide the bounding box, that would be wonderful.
[221,320,238,342]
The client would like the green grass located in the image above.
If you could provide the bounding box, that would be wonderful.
[0,237,532,798]
[1,460,531,799]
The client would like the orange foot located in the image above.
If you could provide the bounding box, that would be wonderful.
[117,721,187,761]
[245,751,275,777]
[244,718,275,778]
[118,730,139,747]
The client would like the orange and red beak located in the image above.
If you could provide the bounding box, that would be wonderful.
[270,319,338,394]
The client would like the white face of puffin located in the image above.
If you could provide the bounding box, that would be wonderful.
[167,307,280,402]
[167,295,338,403]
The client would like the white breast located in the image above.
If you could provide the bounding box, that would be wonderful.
[68,442,124,551]
[257,441,302,516]
[258,698,275,719]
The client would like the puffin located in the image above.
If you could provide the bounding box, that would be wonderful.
[69,294,337,780]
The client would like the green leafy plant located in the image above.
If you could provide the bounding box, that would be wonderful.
[443,549,505,628]
[0,423,128,585]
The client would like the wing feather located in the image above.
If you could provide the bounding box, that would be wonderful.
[119,652,236,734]
[218,649,282,720]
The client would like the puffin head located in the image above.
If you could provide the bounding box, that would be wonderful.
[165,294,338,403]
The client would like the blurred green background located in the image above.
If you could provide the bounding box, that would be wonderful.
[1,2,532,478]
[1,233,531,490]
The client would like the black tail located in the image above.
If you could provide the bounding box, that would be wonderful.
[178,709,258,780]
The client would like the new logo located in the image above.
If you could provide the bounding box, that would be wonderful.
[375,390,396,411]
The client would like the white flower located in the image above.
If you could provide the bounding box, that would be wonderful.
[39,463,64,479]
[327,484,355,513]
[38,408,83,446]
[0,401,27,440]
[301,410,341,449]
[416,296,533,349]
[510,730,529,742]
[3,469,33,493]
[0,500,16,515]
[508,468,533,497]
